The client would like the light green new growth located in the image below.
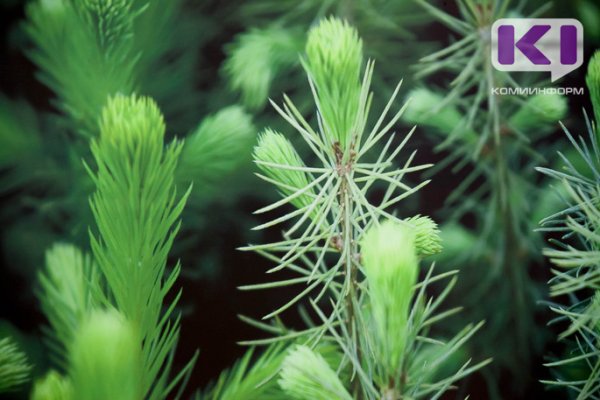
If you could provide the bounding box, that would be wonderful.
[38,243,99,363]
[404,215,443,257]
[98,94,165,147]
[253,129,315,211]
[178,106,255,191]
[225,27,303,110]
[69,309,142,400]
[361,220,418,377]
[404,88,462,132]
[0,337,31,393]
[203,342,346,400]
[31,371,73,400]
[509,93,568,132]
[89,94,193,400]
[305,17,363,150]
[587,50,600,125]
[279,345,352,400]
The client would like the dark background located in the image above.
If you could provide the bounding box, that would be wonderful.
[0,0,596,399]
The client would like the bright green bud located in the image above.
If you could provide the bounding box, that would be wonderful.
[279,345,352,400]
[305,17,363,150]
[404,88,461,131]
[0,337,31,393]
[30,371,73,400]
[69,310,142,400]
[39,0,66,14]
[361,220,419,376]
[99,94,165,149]
[587,51,600,125]
[509,93,567,132]
[403,88,476,144]
[39,243,99,353]
[404,215,442,257]
[254,129,315,211]
[178,106,255,189]
[225,28,302,110]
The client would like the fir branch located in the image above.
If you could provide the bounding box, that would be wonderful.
[0,337,31,393]
[88,94,193,399]
[25,0,139,136]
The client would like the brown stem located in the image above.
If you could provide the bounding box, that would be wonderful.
[335,141,362,399]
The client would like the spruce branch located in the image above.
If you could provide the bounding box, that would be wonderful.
[243,16,484,400]
[537,61,600,396]
[408,1,567,392]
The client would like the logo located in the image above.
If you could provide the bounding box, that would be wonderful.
[491,18,583,82]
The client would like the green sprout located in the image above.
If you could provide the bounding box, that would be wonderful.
[279,345,352,400]
[69,309,142,400]
[253,128,316,212]
[360,220,418,378]
[304,18,363,151]
[31,371,73,400]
